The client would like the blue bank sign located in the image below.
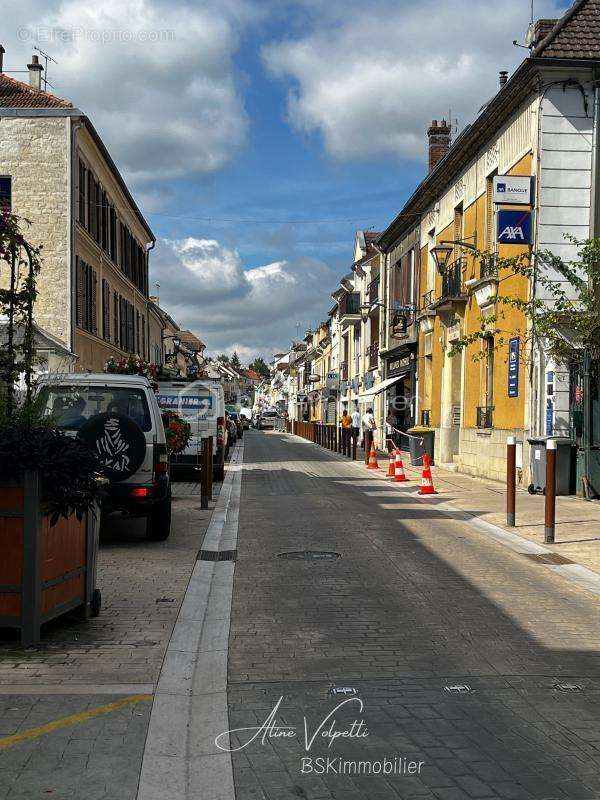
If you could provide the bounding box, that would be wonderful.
[497,209,532,244]
[508,337,519,398]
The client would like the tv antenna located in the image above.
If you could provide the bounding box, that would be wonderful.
[33,46,57,91]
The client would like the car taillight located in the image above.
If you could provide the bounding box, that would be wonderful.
[154,443,169,476]
[217,416,225,446]
[132,487,151,497]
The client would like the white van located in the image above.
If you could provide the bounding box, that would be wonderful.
[39,374,172,540]
[155,378,227,481]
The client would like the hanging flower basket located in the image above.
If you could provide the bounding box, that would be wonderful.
[162,411,192,454]
[104,354,157,379]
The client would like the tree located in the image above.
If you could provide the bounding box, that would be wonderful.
[249,357,270,378]
[217,353,230,363]
[231,351,241,369]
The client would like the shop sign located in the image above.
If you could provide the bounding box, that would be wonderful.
[508,337,519,397]
[493,175,532,205]
[497,209,532,244]
[388,355,411,377]
[363,373,375,389]
[326,370,339,389]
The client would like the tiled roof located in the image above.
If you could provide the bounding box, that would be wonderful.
[178,329,205,351]
[534,0,600,59]
[0,73,72,108]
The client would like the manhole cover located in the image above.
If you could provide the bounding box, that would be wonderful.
[278,551,341,561]
[523,553,574,565]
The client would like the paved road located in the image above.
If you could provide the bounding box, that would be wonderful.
[228,430,600,800]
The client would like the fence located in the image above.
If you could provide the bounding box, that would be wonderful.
[286,419,358,460]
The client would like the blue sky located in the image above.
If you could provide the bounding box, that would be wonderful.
[7,0,570,360]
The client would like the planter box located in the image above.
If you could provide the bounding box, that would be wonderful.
[0,471,101,646]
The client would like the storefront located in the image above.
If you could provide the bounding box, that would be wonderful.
[383,346,417,434]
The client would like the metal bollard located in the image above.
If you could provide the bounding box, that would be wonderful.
[544,439,557,543]
[352,430,357,460]
[364,430,372,465]
[200,438,209,510]
[207,436,213,499]
[506,436,516,527]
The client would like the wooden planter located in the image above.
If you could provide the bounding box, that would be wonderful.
[0,471,101,646]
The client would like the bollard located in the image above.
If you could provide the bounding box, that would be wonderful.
[200,437,209,509]
[506,436,516,527]
[207,436,213,500]
[544,439,557,543]
[351,430,357,461]
[338,426,342,454]
[364,430,373,465]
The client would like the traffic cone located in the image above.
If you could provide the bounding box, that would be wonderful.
[418,453,437,494]
[387,450,395,477]
[394,450,408,482]
[366,443,380,470]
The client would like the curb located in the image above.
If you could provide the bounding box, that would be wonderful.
[136,442,243,800]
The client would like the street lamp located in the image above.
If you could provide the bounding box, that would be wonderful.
[431,239,478,274]
[360,301,385,323]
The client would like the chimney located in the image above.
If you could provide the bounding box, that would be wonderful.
[499,70,508,87]
[427,119,451,173]
[0,45,5,74]
[526,18,558,48]
[27,54,43,90]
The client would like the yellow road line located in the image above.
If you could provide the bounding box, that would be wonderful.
[0,693,152,750]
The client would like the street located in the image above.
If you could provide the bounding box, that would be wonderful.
[3,431,600,799]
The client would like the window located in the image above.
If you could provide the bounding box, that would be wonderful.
[113,292,119,348]
[78,160,86,224]
[0,175,11,210]
[486,172,497,251]
[102,279,111,341]
[75,257,97,335]
[41,385,152,432]
[481,335,495,408]
[453,204,464,262]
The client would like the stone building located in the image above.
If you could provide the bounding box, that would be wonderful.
[0,49,162,372]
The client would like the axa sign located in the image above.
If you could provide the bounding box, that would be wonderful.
[497,209,532,245]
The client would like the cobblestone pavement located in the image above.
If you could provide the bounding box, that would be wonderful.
[0,479,219,800]
[228,431,600,800]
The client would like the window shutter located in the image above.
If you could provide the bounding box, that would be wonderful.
[78,161,86,225]
[102,279,110,340]
[86,171,92,233]
[114,293,119,348]
[90,268,98,335]
[136,309,140,354]
[128,302,135,352]
[486,177,494,250]
[120,296,126,348]
[75,256,84,327]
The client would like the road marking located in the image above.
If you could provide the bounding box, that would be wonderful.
[0,693,151,750]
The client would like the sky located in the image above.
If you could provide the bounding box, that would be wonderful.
[5,0,569,362]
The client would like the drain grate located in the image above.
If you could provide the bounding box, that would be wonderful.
[278,551,341,561]
[198,549,237,562]
[328,686,357,697]
[523,553,574,566]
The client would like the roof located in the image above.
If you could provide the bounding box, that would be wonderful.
[178,330,205,351]
[0,73,72,108]
[245,369,260,380]
[377,0,600,251]
[0,321,74,357]
[534,0,600,59]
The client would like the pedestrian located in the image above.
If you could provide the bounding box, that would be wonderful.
[386,407,397,453]
[340,409,352,429]
[362,406,376,458]
[350,402,361,447]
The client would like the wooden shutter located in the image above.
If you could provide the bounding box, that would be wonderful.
[486,177,494,250]
[102,279,110,340]
[90,268,98,335]
[136,309,140,354]
[114,293,120,348]
[120,297,126,348]
[75,256,84,327]
[128,302,135,352]
[86,171,93,234]
[78,161,86,224]
[142,316,146,359]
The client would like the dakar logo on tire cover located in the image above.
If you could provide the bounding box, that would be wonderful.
[95,416,131,473]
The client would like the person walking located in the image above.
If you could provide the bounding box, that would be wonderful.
[350,403,361,450]
[362,407,376,463]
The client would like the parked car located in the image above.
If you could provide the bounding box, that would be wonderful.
[156,378,227,481]
[257,410,279,430]
[39,373,172,540]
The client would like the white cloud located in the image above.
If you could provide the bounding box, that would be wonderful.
[7,0,249,183]
[263,0,566,161]
[151,236,337,361]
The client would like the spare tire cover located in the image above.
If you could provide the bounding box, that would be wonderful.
[78,412,147,482]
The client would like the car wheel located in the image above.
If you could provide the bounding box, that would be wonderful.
[146,487,172,541]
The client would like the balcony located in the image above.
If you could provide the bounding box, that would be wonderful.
[340,361,348,381]
[431,258,467,315]
[368,276,380,305]
[339,292,361,320]
[366,343,379,370]
[476,405,494,429]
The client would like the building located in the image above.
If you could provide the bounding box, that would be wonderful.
[0,48,160,372]
[377,0,600,487]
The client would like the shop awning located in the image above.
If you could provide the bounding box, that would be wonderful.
[358,374,406,401]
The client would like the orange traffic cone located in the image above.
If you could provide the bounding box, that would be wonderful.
[394,450,408,482]
[387,450,395,477]
[366,443,380,470]
[418,453,437,494]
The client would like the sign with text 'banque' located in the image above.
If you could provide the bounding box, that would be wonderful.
[493,175,532,205]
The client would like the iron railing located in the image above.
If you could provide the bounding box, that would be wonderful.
[480,254,498,280]
[339,292,361,316]
[476,405,494,429]
[368,276,380,305]
[441,258,465,299]
[421,289,434,309]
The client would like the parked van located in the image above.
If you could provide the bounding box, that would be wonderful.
[155,378,227,481]
[39,374,171,540]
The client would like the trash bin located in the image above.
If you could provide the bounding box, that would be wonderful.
[527,436,575,495]
[406,427,435,466]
